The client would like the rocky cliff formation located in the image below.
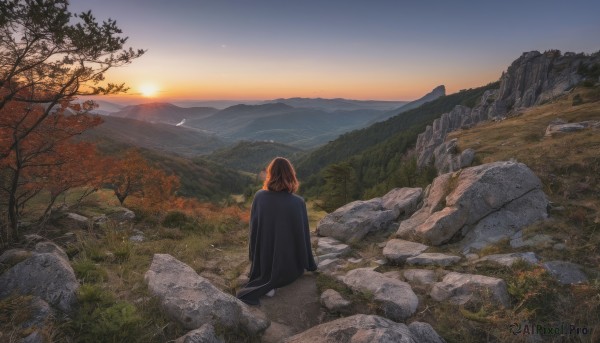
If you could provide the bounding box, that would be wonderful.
[416,50,600,172]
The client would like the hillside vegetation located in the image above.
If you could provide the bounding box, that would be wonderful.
[449,85,600,267]
[89,138,252,201]
[392,84,600,343]
[206,141,304,173]
[296,82,500,199]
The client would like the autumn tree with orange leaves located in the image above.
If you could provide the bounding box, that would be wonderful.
[0,0,144,244]
[106,149,179,211]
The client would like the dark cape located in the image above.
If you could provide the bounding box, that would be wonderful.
[236,190,317,305]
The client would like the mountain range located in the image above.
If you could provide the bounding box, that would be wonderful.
[94,87,445,150]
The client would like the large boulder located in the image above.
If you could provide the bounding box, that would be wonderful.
[284,314,445,343]
[380,187,423,219]
[0,244,79,314]
[542,261,588,285]
[397,161,548,252]
[144,254,269,336]
[342,268,418,322]
[317,199,396,243]
[430,272,510,307]
[382,239,428,264]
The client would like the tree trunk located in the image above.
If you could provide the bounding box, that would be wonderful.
[8,168,20,242]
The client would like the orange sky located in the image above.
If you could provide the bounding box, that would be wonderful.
[70,1,600,103]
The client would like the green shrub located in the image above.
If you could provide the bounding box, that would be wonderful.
[162,211,189,228]
[77,284,114,305]
[70,285,143,343]
[113,243,132,263]
[73,260,108,283]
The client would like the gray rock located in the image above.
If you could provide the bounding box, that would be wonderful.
[461,189,549,253]
[347,257,363,264]
[553,243,566,251]
[320,289,352,313]
[433,139,476,174]
[382,270,404,280]
[542,261,588,285]
[545,120,600,136]
[174,324,223,343]
[396,174,452,240]
[459,149,476,168]
[342,268,418,321]
[474,252,538,267]
[284,314,441,343]
[430,272,510,307]
[317,258,346,276]
[316,237,350,260]
[408,321,447,343]
[109,207,136,221]
[398,161,548,252]
[34,241,69,261]
[129,235,145,243]
[380,187,423,219]
[65,213,89,228]
[0,252,79,313]
[144,254,269,335]
[317,199,396,243]
[382,239,428,264]
[406,253,461,267]
[93,214,108,224]
[403,269,437,286]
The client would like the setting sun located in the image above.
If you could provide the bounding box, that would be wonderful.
[139,83,159,97]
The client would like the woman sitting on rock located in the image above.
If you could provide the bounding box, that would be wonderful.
[237,157,317,305]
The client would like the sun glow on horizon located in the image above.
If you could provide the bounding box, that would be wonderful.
[139,83,159,97]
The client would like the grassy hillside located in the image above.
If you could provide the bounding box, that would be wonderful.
[206,141,304,173]
[296,82,499,198]
[401,85,600,343]
[449,85,600,267]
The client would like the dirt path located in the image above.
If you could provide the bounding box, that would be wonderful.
[258,272,324,343]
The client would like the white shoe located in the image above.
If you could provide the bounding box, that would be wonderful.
[266,289,275,297]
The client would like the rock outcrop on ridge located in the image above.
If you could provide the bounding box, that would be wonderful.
[416,50,600,172]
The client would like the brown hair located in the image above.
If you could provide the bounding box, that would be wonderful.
[263,157,299,193]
